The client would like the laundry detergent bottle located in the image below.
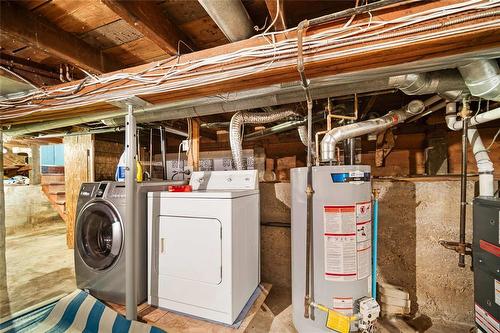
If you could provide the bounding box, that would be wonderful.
[115,152,126,182]
[115,151,143,182]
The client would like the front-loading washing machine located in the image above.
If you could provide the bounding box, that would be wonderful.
[74,181,183,304]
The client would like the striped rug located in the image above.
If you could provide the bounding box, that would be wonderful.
[0,290,165,333]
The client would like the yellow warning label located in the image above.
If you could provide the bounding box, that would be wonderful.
[325,309,351,333]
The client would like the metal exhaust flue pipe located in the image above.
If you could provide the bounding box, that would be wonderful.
[198,0,254,42]
[320,100,426,162]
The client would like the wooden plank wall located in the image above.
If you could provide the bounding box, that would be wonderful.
[63,134,94,249]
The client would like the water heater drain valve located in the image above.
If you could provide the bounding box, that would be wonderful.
[357,297,380,333]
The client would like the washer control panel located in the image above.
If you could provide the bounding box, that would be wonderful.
[189,170,258,190]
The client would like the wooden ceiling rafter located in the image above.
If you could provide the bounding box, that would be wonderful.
[0,1,119,74]
[101,0,196,55]
[0,52,62,87]
[2,1,500,127]
[264,0,287,31]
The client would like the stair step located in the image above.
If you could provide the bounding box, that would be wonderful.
[48,189,65,195]
[41,174,65,184]
[41,166,64,174]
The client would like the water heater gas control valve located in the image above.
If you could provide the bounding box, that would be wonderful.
[357,297,380,333]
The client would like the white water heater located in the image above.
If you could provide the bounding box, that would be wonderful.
[291,165,374,332]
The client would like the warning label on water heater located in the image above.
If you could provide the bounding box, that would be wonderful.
[356,201,372,280]
[323,206,357,281]
[323,202,372,282]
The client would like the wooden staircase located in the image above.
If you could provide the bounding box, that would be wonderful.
[41,172,67,222]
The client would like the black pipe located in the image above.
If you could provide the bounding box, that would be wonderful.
[458,117,468,267]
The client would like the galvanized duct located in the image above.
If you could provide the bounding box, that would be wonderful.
[458,59,500,101]
[320,100,425,162]
[230,110,302,170]
[198,0,254,42]
[389,69,467,100]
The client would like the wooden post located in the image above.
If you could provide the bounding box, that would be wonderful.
[187,118,200,172]
[63,134,93,249]
[29,144,41,185]
[0,127,9,312]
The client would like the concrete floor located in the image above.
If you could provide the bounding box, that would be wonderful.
[1,222,75,319]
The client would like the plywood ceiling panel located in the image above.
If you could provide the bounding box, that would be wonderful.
[158,0,228,49]
[81,20,144,50]
[103,38,170,66]
[180,17,228,50]
[29,0,120,34]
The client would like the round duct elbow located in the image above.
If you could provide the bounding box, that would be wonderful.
[390,73,434,95]
[459,59,500,102]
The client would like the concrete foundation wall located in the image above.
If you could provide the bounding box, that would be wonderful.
[5,185,62,233]
[259,179,475,324]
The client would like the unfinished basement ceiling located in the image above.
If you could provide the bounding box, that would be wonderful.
[0,0,354,81]
[0,0,499,140]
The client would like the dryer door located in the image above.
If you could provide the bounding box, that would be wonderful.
[76,201,123,271]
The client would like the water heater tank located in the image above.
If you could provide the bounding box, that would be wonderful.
[291,165,373,332]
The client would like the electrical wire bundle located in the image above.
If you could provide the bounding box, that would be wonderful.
[0,0,498,122]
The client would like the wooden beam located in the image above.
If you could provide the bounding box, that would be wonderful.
[101,0,195,55]
[187,118,200,171]
[0,1,118,74]
[2,1,500,124]
[0,53,61,86]
[265,0,287,31]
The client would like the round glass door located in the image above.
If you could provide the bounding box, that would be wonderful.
[76,201,123,270]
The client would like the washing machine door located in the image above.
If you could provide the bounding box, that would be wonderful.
[76,200,123,271]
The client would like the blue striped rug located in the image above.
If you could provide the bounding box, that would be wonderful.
[0,290,165,333]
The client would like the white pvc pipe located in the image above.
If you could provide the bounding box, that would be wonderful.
[446,104,500,130]
[468,127,495,197]
[446,102,496,197]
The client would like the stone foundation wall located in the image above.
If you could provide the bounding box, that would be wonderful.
[5,185,62,234]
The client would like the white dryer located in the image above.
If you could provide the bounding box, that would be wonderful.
[147,170,260,324]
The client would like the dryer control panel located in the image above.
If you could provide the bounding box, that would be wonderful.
[189,170,258,191]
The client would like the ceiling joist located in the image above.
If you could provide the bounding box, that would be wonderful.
[101,0,195,55]
[265,0,287,32]
[1,1,500,126]
[0,1,118,74]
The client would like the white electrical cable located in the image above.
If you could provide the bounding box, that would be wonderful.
[0,0,497,119]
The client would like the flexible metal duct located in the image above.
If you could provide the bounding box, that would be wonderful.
[230,110,303,170]
[320,100,425,162]
[458,59,500,101]
[198,0,254,42]
[389,69,467,99]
